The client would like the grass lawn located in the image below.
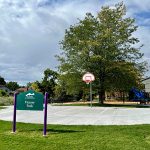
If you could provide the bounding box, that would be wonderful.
[1,120,150,150]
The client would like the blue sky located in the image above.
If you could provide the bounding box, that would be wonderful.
[0,0,150,85]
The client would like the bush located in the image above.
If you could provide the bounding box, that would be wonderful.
[0,90,8,97]
[0,96,13,106]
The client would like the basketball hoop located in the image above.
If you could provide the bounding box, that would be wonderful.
[82,72,95,84]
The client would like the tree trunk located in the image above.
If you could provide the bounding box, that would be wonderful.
[98,72,105,104]
[99,88,105,104]
[122,91,125,104]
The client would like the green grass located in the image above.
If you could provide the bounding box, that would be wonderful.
[1,120,150,150]
[53,102,150,108]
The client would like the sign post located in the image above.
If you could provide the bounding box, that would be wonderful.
[43,92,48,136]
[12,90,47,136]
[82,72,95,107]
[12,92,17,133]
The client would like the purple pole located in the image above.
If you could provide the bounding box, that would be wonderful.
[12,92,17,133]
[43,92,48,136]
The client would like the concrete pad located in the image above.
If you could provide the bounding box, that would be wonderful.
[0,105,150,125]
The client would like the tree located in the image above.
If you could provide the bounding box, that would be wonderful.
[55,72,86,101]
[27,82,32,88]
[0,76,6,85]
[30,81,41,92]
[57,2,147,104]
[6,82,19,91]
[40,69,58,97]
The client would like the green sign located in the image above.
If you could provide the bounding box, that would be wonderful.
[16,90,44,111]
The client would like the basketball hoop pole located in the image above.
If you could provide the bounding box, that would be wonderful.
[82,72,95,107]
[90,82,92,107]
[86,81,92,107]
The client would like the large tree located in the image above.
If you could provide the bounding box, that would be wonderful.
[57,2,147,104]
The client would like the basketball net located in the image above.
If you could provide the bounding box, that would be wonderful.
[85,76,92,84]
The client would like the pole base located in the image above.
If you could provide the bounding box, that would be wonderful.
[11,131,16,134]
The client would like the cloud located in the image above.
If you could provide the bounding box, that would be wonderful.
[0,0,100,85]
[0,0,149,85]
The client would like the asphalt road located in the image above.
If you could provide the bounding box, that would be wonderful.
[1,105,150,125]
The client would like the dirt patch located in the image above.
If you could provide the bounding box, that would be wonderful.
[63,100,140,105]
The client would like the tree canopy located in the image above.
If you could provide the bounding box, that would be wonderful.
[27,69,58,98]
[57,2,147,103]
[6,82,19,91]
[41,68,58,97]
[0,76,6,85]
[30,81,41,92]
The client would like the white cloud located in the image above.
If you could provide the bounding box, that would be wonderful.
[0,0,101,85]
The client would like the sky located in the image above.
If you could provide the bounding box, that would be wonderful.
[0,0,150,85]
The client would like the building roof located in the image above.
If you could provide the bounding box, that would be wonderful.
[0,85,6,87]
[15,87,28,92]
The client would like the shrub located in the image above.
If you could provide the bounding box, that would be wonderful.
[0,96,13,106]
[0,90,8,97]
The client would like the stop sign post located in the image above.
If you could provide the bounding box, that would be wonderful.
[82,72,95,107]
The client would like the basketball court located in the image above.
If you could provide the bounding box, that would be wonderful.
[1,105,150,125]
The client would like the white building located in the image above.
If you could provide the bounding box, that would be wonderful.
[142,77,150,93]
